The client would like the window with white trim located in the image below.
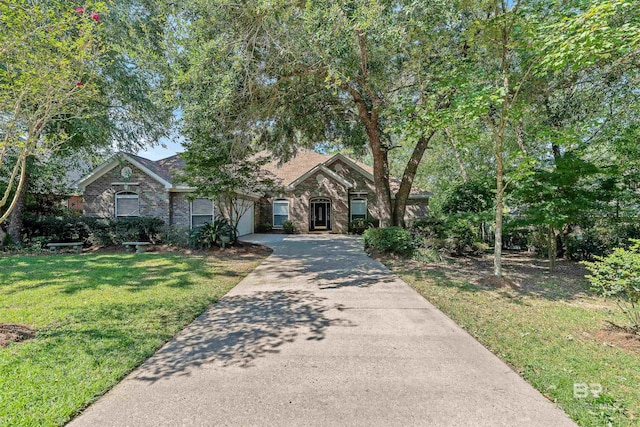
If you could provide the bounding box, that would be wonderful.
[273,199,289,228]
[115,192,140,217]
[350,198,367,221]
[191,198,214,228]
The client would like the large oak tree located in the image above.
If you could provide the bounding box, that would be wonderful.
[173,0,462,226]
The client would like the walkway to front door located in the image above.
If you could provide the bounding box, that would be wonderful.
[310,198,331,231]
[70,234,575,427]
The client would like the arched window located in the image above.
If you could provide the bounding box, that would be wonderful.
[273,199,289,228]
[115,192,140,217]
[350,198,367,221]
[191,198,214,228]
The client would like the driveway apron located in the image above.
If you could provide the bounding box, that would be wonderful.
[69,234,576,427]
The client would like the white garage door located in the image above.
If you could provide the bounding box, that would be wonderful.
[235,200,254,236]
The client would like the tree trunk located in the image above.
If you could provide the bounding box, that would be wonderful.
[494,175,504,278]
[369,131,393,227]
[345,83,393,227]
[548,225,557,272]
[393,131,436,227]
[7,169,29,245]
[493,102,506,278]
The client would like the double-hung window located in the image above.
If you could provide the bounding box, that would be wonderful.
[273,199,289,228]
[350,198,367,221]
[191,198,214,228]
[115,192,140,217]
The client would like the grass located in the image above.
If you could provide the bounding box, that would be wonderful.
[384,254,640,427]
[0,251,267,427]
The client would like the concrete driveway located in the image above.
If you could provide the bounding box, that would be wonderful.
[70,234,575,427]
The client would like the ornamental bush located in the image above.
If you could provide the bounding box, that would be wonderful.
[21,216,165,247]
[349,217,378,235]
[189,218,235,249]
[583,240,640,332]
[256,223,273,233]
[409,216,486,256]
[282,220,295,234]
[363,226,414,256]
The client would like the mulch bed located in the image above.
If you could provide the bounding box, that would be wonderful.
[0,324,35,347]
[85,241,273,258]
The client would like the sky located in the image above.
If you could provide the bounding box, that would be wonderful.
[137,137,184,160]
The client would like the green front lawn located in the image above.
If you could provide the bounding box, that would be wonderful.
[0,251,267,426]
[385,254,640,427]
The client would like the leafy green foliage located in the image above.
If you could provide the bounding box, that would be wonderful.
[188,218,235,249]
[256,223,273,233]
[282,220,295,234]
[410,216,487,256]
[21,216,165,247]
[181,146,281,240]
[541,0,640,72]
[172,0,465,226]
[363,227,414,256]
[349,217,378,235]
[0,1,106,220]
[442,180,494,215]
[584,241,640,331]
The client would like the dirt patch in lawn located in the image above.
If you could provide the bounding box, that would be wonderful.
[476,274,519,289]
[0,324,35,347]
[591,326,640,354]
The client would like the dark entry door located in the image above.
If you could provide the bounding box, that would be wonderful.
[314,202,327,228]
[310,199,331,231]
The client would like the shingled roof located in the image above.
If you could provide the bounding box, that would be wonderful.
[83,150,430,196]
[259,149,430,196]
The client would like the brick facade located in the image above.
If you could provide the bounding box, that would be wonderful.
[81,152,428,234]
[290,169,350,233]
[83,162,170,223]
[169,192,191,228]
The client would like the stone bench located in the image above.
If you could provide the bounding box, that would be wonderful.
[46,242,83,254]
[122,242,151,254]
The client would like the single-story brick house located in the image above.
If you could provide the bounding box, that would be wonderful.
[77,150,430,235]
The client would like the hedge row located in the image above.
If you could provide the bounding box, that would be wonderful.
[22,216,166,247]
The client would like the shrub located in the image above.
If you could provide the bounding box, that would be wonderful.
[442,179,494,215]
[22,216,100,246]
[161,226,191,247]
[349,217,378,235]
[410,217,447,240]
[583,240,640,332]
[363,227,414,256]
[367,217,380,228]
[22,216,165,247]
[565,228,610,261]
[282,220,295,234]
[444,218,480,256]
[256,223,273,233]
[112,217,165,244]
[189,219,235,249]
[409,216,485,256]
[349,219,368,235]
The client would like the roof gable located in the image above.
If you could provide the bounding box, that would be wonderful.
[261,149,375,187]
[324,153,374,182]
[76,153,173,190]
[288,164,353,190]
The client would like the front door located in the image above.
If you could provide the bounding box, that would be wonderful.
[310,199,331,231]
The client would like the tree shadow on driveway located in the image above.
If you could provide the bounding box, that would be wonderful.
[132,290,350,382]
